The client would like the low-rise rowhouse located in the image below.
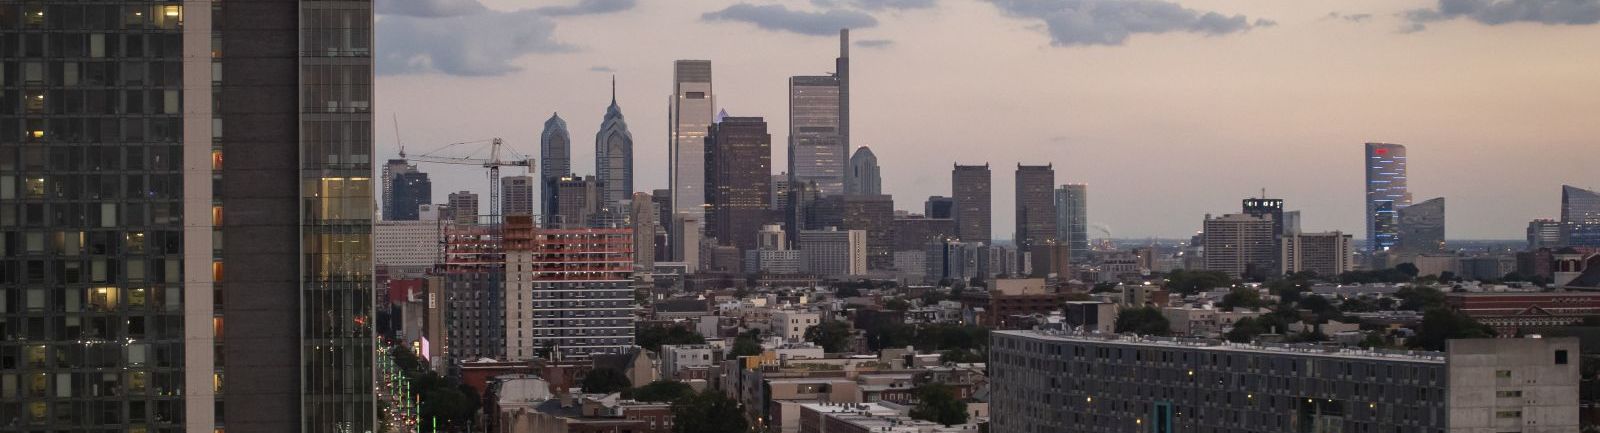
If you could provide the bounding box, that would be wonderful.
[990,330,1578,433]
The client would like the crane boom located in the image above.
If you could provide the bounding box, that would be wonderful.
[402,138,534,225]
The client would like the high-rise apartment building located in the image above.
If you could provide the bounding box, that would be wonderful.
[1054,184,1089,263]
[2,3,377,431]
[925,196,955,220]
[1282,231,1354,276]
[501,175,535,217]
[630,192,659,270]
[503,217,635,361]
[704,117,773,253]
[1529,218,1563,250]
[1202,213,1277,279]
[448,191,480,226]
[383,158,418,220]
[443,225,505,361]
[1242,197,1285,273]
[1398,197,1446,253]
[391,171,433,221]
[555,176,600,229]
[1365,142,1411,251]
[991,330,1579,433]
[1562,185,1600,247]
[669,60,714,238]
[787,30,851,197]
[811,195,896,270]
[799,228,868,278]
[541,113,571,226]
[596,80,634,209]
[952,164,993,244]
[846,146,880,195]
[1014,165,1057,268]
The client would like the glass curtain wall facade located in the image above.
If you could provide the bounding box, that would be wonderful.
[787,76,842,196]
[540,114,570,227]
[1364,142,1409,252]
[1563,185,1600,247]
[595,83,633,210]
[1054,184,1088,263]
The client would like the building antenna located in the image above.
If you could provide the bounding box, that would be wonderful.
[1260,188,1266,199]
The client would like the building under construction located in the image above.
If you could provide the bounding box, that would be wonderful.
[504,215,636,361]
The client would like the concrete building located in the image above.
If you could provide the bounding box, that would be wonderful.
[772,173,791,212]
[1055,184,1089,264]
[925,195,956,220]
[960,278,1068,328]
[926,240,986,283]
[376,220,446,269]
[502,175,536,217]
[799,228,868,278]
[660,345,718,381]
[846,146,881,195]
[1529,218,1564,250]
[1282,231,1354,277]
[449,190,481,226]
[670,60,715,230]
[810,194,896,270]
[629,192,659,270]
[705,116,773,253]
[1062,301,1118,333]
[1398,197,1447,253]
[892,216,958,252]
[672,215,702,271]
[1014,164,1058,266]
[772,310,822,342]
[595,80,635,209]
[991,330,1579,433]
[541,113,572,226]
[1448,292,1600,335]
[1162,306,1264,336]
[1366,142,1411,252]
[1202,213,1278,279]
[952,164,992,244]
[555,176,600,229]
[788,30,851,196]
[504,217,635,360]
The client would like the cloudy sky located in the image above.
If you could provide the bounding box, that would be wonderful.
[376,0,1600,240]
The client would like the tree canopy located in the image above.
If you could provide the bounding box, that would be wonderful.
[625,380,696,403]
[909,384,970,426]
[636,324,707,352]
[727,330,764,360]
[1395,286,1448,311]
[1164,270,1233,295]
[1114,307,1171,336]
[1217,287,1263,311]
[671,390,750,433]
[805,320,853,353]
[581,368,632,394]
[1409,308,1496,351]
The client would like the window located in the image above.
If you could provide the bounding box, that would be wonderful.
[1556,350,1569,365]
[1494,370,1511,378]
[1495,410,1522,419]
[1495,390,1522,398]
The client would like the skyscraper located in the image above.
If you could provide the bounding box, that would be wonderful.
[953,164,993,244]
[1282,231,1355,276]
[1529,219,1563,250]
[847,146,882,195]
[449,191,481,225]
[383,158,418,220]
[503,217,634,361]
[629,192,660,270]
[501,175,535,216]
[1054,184,1089,264]
[788,30,852,196]
[541,113,571,225]
[1014,164,1057,255]
[1203,213,1278,279]
[670,60,715,240]
[810,195,896,270]
[1365,142,1410,251]
[1242,197,1285,274]
[1,2,376,431]
[1562,185,1600,247]
[925,196,956,220]
[556,176,601,229]
[799,228,868,278]
[392,171,434,221]
[596,78,634,209]
[704,117,773,252]
[772,173,792,211]
[1397,197,1446,253]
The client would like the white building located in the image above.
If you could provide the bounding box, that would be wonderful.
[799,228,867,278]
[374,220,444,269]
[770,310,821,342]
[1282,231,1354,276]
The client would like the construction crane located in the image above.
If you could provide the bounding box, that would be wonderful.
[400,138,533,224]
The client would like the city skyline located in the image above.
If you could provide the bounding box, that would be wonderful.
[377,0,1600,240]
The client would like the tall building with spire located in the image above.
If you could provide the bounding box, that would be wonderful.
[541,113,572,226]
[596,77,634,209]
[1365,142,1410,252]
[788,29,852,197]
[847,146,881,195]
[670,60,714,260]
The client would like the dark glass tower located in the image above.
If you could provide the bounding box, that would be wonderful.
[1365,142,1409,252]
[3,1,376,432]
[1563,185,1600,247]
[952,164,992,244]
[595,78,633,210]
[704,117,772,252]
[540,113,570,226]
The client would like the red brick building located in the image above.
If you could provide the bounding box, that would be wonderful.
[1448,292,1600,334]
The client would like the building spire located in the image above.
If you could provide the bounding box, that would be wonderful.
[610,74,616,105]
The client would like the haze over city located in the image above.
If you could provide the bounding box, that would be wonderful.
[377,0,1600,240]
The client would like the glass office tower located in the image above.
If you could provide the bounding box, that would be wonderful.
[1364,142,1410,252]
[2,1,376,432]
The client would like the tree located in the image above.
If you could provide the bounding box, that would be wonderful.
[909,384,970,426]
[884,299,911,311]
[1114,307,1171,336]
[1358,331,1390,349]
[865,322,915,351]
[1339,296,1377,313]
[727,331,763,360]
[1091,282,1120,293]
[1217,287,1263,311]
[1396,263,1420,278]
[940,349,985,364]
[835,285,862,298]
[805,320,853,353]
[1164,270,1232,295]
[626,380,696,403]
[1395,286,1447,311]
[914,324,989,352]
[636,324,707,352]
[1408,308,1496,352]
[582,368,632,394]
[1225,317,1267,343]
[671,390,749,433]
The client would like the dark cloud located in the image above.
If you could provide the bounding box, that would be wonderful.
[1405,0,1600,31]
[987,0,1270,46]
[701,3,878,36]
[590,66,617,72]
[377,10,570,76]
[812,0,937,10]
[376,0,487,17]
[535,0,637,16]
[854,39,894,48]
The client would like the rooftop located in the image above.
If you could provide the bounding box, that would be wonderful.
[996,329,1446,364]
